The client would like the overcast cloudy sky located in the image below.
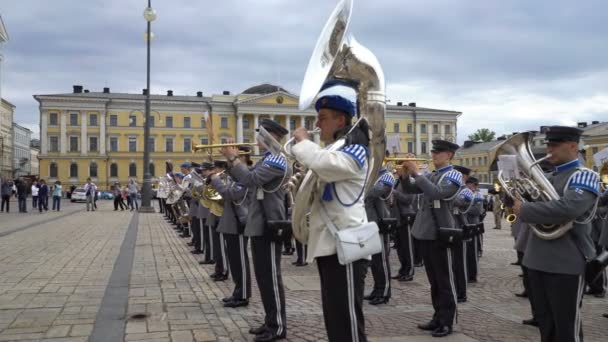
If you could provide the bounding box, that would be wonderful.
[1,0,607,142]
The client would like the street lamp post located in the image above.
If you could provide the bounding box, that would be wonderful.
[140,0,157,213]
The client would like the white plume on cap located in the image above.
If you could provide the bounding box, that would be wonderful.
[315,84,356,103]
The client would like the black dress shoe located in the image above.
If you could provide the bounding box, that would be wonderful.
[417,321,439,331]
[198,260,215,265]
[603,313,608,318]
[190,250,203,254]
[515,292,528,298]
[585,290,606,298]
[254,331,286,341]
[249,324,268,335]
[186,242,194,246]
[398,275,414,282]
[363,293,376,300]
[222,296,234,303]
[295,262,308,267]
[510,262,521,266]
[431,325,452,337]
[457,297,467,303]
[224,299,249,308]
[414,262,424,267]
[391,274,404,280]
[213,274,229,282]
[369,297,389,305]
[468,278,477,283]
[522,318,539,327]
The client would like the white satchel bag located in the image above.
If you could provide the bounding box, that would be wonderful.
[320,205,382,265]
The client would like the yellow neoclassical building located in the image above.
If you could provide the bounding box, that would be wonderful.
[35,83,461,189]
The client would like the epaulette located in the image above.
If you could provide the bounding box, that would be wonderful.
[263,154,287,171]
[378,173,395,187]
[459,188,473,201]
[474,192,485,202]
[340,144,368,169]
[442,169,463,186]
[568,169,600,195]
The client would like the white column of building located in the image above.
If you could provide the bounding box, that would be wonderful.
[253,114,260,155]
[60,111,67,154]
[100,111,106,155]
[269,114,275,120]
[285,115,291,137]
[236,113,243,143]
[299,115,305,128]
[440,122,445,140]
[415,122,421,155]
[40,112,48,154]
[80,111,87,156]
[427,121,433,155]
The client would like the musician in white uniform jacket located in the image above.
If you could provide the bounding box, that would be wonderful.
[291,80,369,342]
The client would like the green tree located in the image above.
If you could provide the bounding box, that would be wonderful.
[468,128,496,142]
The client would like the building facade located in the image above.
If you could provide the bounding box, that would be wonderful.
[0,14,8,102]
[12,123,32,177]
[0,98,14,180]
[30,147,39,177]
[35,84,461,189]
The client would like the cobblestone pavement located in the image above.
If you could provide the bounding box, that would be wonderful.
[1,203,607,341]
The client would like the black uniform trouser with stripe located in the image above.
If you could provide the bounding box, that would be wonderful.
[251,237,287,336]
[395,217,415,278]
[452,240,467,300]
[201,220,213,262]
[225,234,251,300]
[527,269,584,342]
[519,254,538,320]
[466,236,479,281]
[212,225,229,276]
[369,233,391,299]
[420,239,457,327]
[295,240,307,263]
[190,216,201,252]
[317,254,368,342]
[586,244,607,295]
[413,238,423,265]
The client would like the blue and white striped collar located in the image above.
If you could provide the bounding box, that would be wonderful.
[555,159,580,173]
[435,165,453,173]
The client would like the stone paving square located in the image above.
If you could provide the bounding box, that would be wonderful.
[0,201,607,341]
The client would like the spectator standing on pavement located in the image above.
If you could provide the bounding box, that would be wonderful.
[128,179,139,211]
[1,180,12,212]
[52,181,63,211]
[37,179,49,212]
[122,185,131,209]
[113,183,125,211]
[84,178,96,212]
[31,181,39,208]
[16,179,28,213]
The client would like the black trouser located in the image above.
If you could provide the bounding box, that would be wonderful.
[317,254,368,342]
[212,226,228,276]
[295,240,307,263]
[113,197,125,210]
[519,252,537,320]
[527,269,584,342]
[369,233,391,299]
[477,233,484,257]
[466,236,479,281]
[1,195,9,212]
[250,237,286,336]
[413,237,423,265]
[283,238,294,253]
[191,216,201,252]
[225,234,251,300]
[32,196,38,208]
[453,240,467,300]
[202,221,213,262]
[586,244,607,295]
[420,239,457,327]
[395,217,415,277]
[157,198,163,213]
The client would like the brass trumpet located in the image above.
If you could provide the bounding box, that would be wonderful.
[191,142,257,153]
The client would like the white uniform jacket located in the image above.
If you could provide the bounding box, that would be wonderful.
[291,139,369,263]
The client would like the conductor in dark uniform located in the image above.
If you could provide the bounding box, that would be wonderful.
[513,126,599,342]
[400,140,463,338]
[221,119,290,342]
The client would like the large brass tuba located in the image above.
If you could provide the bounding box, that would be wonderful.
[491,132,573,240]
[289,0,386,242]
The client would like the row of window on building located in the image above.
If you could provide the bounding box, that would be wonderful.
[390,123,452,134]
[462,156,490,167]
[48,113,317,130]
[47,136,237,153]
[48,162,156,179]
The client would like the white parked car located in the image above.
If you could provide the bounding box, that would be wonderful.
[70,188,87,202]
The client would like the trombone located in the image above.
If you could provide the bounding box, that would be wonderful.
[191,142,257,153]
[283,128,321,158]
[383,157,431,171]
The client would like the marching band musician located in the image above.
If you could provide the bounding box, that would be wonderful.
[290,80,371,342]
[512,126,599,342]
[391,169,418,282]
[462,177,484,284]
[209,156,251,308]
[599,189,608,319]
[179,163,193,238]
[451,165,472,302]
[207,160,230,282]
[513,218,539,327]
[585,188,607,298]
[220,119,289,342]
[187,162,202,254]
[400,139,463,338]
[364,167,395,305]
[198,162,216,265]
